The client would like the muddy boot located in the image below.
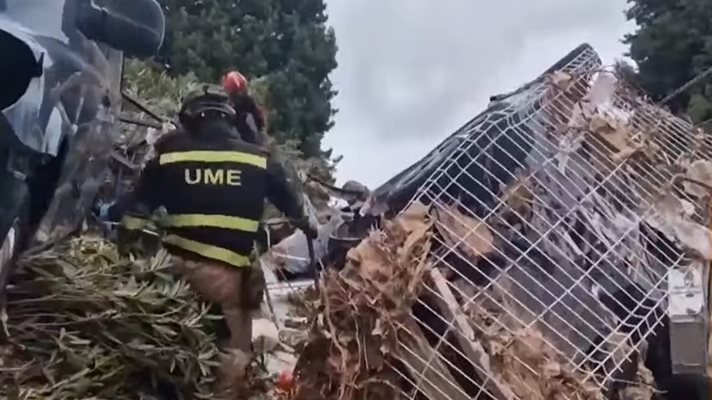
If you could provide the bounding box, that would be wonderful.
[215,348,252,399]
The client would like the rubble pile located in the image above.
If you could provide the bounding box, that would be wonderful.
[292,49,712,399]
[289,203,608,400]
[289,201,621,400]
[292,202,433,400]
[4,45,712,400]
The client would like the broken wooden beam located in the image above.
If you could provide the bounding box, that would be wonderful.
[428,268,517,400]
[396,318,471,400]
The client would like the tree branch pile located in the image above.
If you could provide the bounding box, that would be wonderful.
[0,236,221,399]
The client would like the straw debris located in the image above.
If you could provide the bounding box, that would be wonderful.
[467,303,604,400]
[291,200,613,400]
[292,202,433,400]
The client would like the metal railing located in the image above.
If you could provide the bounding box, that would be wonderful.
[390,46,711,399]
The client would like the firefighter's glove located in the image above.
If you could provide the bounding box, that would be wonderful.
[294,217,318,239]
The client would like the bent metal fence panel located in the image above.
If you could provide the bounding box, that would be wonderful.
[391,46,712,399]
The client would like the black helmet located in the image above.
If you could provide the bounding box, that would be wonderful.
[178,84,235,126]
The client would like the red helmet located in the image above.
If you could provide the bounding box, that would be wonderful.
[223,71,249,95]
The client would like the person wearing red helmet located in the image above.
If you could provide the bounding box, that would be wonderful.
[222,71,268,146]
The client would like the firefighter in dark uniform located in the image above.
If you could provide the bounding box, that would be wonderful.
[99,86,316,398]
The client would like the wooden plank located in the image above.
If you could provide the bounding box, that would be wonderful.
[428,269,518,400]
[396,317,471,400]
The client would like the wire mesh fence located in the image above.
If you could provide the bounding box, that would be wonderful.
[387,46,712,399]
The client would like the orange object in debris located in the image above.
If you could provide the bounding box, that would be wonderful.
[276,370,295,392]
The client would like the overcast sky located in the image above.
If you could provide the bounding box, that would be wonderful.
[322,0,636,189]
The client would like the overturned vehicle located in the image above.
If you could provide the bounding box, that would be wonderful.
[0,0,165,293]
[290,44,712,400]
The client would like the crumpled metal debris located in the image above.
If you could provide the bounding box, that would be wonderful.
[261,207,346,277]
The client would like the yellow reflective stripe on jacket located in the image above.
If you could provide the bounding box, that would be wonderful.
[121,215,149,231]
[166,214,260,233]
[159,151,267,169]
[163,234,252,267]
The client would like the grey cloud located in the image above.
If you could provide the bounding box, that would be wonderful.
[324,0,634,187]
[4,0,67,40]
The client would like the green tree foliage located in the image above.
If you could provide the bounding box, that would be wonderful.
[155,0,338,160]
[624,0,712,122]
[613,59,642,91]
[116,60,336,215]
